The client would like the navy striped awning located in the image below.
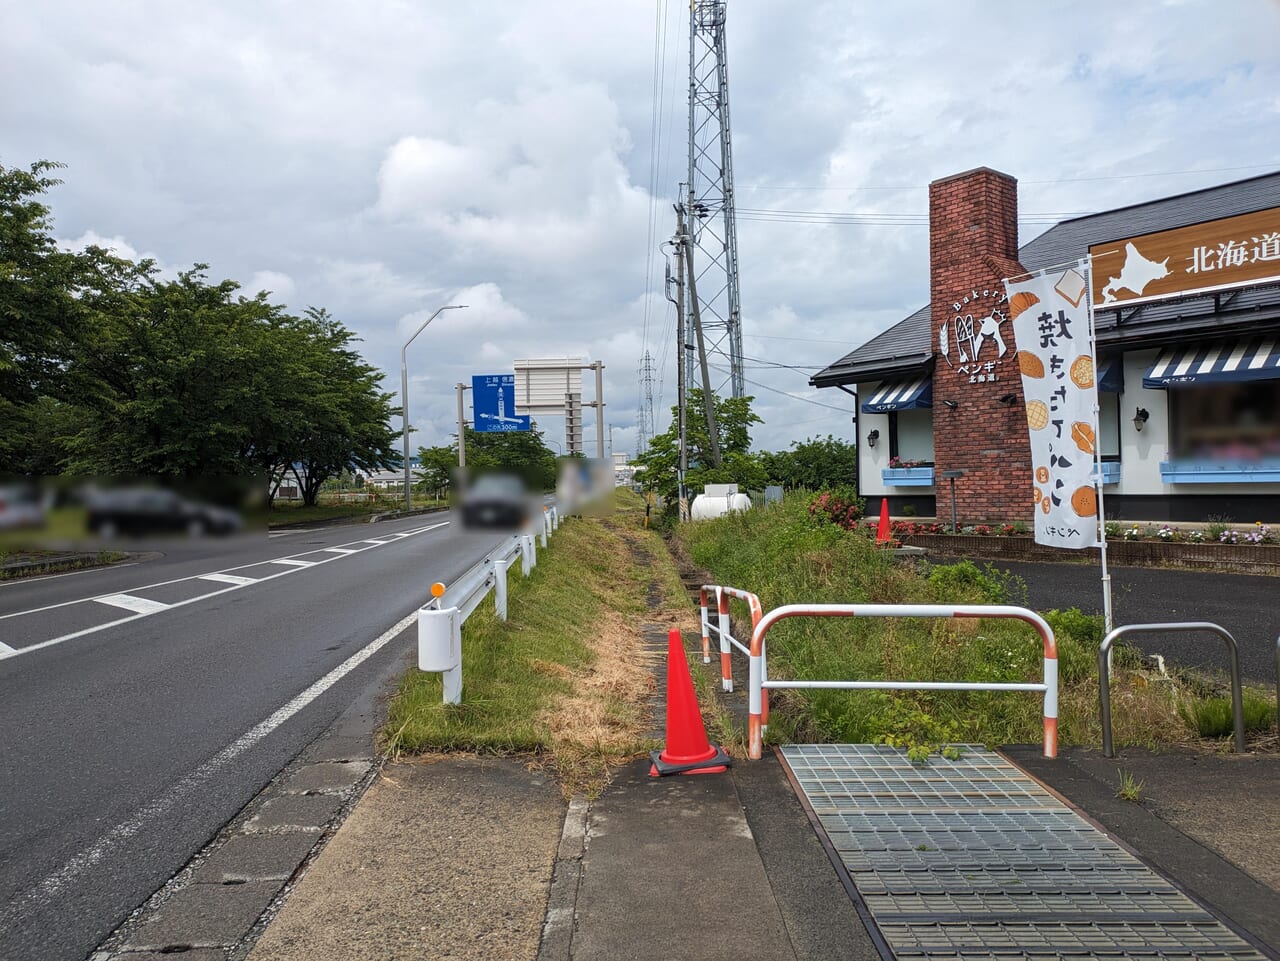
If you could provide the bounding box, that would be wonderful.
[1143,335,1280,389]
[1097,355,1123,393]
[860,376,932,413]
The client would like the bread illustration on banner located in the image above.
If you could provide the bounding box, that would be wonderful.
[1071,421,1096,454]
[1018,351,1045,378]
[1070,355,1095,389]
[1071,486,1098,517]
[1009,291,1041,320]
[1026,400,1049,430]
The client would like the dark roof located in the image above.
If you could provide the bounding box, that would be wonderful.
[810,304,933,387]
[812,171,1280,388]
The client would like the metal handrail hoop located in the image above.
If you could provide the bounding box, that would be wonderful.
[1099,622,1246,757]
[746,604,1059,762]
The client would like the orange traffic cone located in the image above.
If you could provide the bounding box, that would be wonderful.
[876,498,891,544]
[650,629,731,777]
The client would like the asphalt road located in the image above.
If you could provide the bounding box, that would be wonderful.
[967,557,1279,683]
[0,513,511,961]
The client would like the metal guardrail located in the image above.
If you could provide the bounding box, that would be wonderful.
[746,604,1060,761]
[418,505,559,704]
[1099,622,1245,757]
[699,584,768,729]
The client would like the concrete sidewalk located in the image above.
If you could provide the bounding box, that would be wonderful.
[226,640,1280,961]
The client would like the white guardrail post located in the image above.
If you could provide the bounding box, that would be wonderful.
[539,509,549,548]
[416,519,552,705]
[492,554,511,621]
[419,587,463,705]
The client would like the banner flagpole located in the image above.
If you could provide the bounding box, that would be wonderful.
[1082,256,1115,637]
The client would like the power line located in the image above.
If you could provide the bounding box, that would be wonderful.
[734,162,1280,193]
[709,363,852,413]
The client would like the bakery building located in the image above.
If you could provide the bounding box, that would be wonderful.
[812,168,1280,523]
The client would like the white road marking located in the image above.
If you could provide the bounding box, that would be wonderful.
[198,573,258,586]
[95,594,171,615]
[321,547,358,555]
[0,640,15,657]
[13,608,419,906]
[268,529,318,537]
[0,520,451,660]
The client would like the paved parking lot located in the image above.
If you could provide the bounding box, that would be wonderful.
[966,558,1279,683]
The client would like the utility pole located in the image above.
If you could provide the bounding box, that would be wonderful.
[678,202,722,468]
[666,237,689,522]
[455,382,468,468]
[593,361,606,459]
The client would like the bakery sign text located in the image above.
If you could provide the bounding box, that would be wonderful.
[1089,206,1280,308]
[939,287,1010,387]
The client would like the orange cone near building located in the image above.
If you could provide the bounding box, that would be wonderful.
[876,498,891,544]
[650,629,731,777]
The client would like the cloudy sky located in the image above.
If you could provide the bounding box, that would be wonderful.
[7,1,1279,456]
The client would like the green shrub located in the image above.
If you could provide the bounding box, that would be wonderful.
[1180,692,1274,738]
[925,560,1026,606]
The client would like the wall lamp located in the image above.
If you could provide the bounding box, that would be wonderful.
[997,393,1018,406]
[942,399,959,410]
[866,429,879,448]
[1133,407,1150,432]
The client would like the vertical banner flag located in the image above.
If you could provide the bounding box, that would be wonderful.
[1004,265,1100,549]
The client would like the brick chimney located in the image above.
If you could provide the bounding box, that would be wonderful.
[928,167,1031,524]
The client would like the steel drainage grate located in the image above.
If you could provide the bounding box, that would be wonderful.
[780,744,1267,960]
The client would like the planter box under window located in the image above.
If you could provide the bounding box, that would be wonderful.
[882,467,934,487]
[1159,458,1280,484]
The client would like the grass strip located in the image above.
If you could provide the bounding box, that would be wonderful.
[673,494,1267,757]
[382,492,697,796]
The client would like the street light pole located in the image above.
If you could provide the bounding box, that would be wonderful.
[402,304,467,512]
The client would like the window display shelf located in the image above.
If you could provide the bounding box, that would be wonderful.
[882,467,935,487]
[1159,458,1280,484]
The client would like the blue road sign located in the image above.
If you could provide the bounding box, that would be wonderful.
[471,374,532,433]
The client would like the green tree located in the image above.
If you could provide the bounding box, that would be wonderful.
[282,309,400,506]
[0,160,91,473]
[762,434,858,489]
[414,444,457,498]
[634,389,766,514]
[418,427,558,493]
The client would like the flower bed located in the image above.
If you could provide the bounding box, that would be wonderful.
[903,533,1280,574]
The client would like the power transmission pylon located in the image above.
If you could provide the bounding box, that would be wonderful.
[685,0,744,399]
[637,350,656,457]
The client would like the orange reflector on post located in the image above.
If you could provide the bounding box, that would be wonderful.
[431,582,446,598]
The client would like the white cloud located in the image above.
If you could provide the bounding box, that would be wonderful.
[11,0,1280,455]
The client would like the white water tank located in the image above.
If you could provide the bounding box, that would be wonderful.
[690,484,753,521]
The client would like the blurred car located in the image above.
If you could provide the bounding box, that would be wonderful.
[0,483,46,531]
[460,474,531,530]
[86,488,242,538]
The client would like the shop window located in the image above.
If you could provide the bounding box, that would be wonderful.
[888,409,935,464]
[1098,391,1120,459]
[1169,381,1280,461]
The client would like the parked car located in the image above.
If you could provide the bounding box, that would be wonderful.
[0,483,46,531]
[459,474,532,530]
[86,488,242,538]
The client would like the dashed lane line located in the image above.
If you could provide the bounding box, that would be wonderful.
[198,573,257,586]
[95,594,171,615]
[0,521,450,661]
[321,547,358,555]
